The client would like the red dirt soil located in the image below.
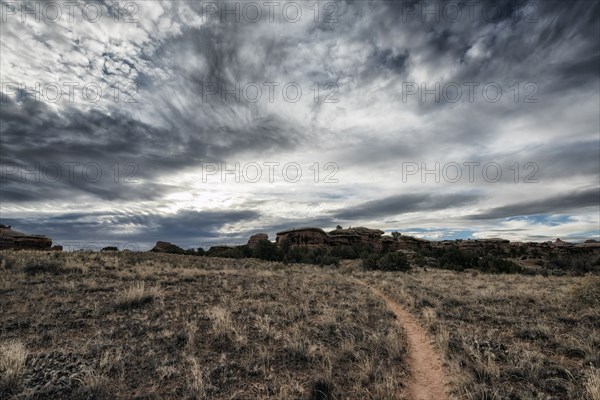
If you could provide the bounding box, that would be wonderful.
[353,278,451,400]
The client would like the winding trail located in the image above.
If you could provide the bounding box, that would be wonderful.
[352,278,450,400]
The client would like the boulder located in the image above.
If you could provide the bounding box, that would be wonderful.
[247,233,268,248]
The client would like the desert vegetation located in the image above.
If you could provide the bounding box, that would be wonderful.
[1,250,598,399]
[359,270,600,400]
[0,250,409,399]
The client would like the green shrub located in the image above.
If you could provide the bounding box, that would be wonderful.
[429,246,478,271]
[477,255,522,274]
[101,246,118,252]
[361,253,380,270]
[362,252,410,271]
[546,254,598,274]
[329,245,358,259]
[376,251,410,271]
[205,246,247,258]
[317,255,340,266]
[252,240,283,261]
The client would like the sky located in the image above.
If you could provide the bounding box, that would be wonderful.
[1,0,599,250]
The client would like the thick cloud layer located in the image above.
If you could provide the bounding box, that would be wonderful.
[1,0,598,247]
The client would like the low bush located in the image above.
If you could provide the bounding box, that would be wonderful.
[546,254,599,274]
[477,255,522,274]
[22,260,79,275]
[362,251,410,272]
[101,246,118,252]
[376,251,410,271]
[252,240,283,261]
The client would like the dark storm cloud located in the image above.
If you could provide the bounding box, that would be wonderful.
[0,93,298,203]
[1,0,598,242]
[332,192,480,220]
[467,187,600,220]
[379,0,599,94]
[0,208,261,249]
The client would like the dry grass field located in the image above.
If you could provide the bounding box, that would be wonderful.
[0,251,408,400]
[359,270,600,400]
[1,250,598,400]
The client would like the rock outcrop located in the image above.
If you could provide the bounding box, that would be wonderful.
[0,224,52,250]
[150,241,184,254]
[257,225,600,261]
[247,233,269,248]
[276,227,328,249]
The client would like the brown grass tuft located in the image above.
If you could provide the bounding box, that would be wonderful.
[115,281,162,310]
[0,340,27,396]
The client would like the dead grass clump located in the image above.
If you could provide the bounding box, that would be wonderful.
[585,366,600,400]
[572,275,600,308]
[115,281,162,310]
[309,378,336,400]
[73,368,113,400]
[0,340,28,396]
[186,356,207,399]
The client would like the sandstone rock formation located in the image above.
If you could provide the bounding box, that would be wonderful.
[261,225,600,262]
[329,226,383,242]
[0,224,52,250]
[247,233,269,248]
[276,227,328,248]
[396,235,431,251]
[150,241,184,253]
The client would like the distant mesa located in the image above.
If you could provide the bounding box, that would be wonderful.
[151,241,184,254]
[0,224,53,250]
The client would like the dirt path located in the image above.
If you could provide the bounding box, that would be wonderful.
[352,278,450,400]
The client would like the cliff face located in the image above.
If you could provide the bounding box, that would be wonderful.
[0,224,53,250]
